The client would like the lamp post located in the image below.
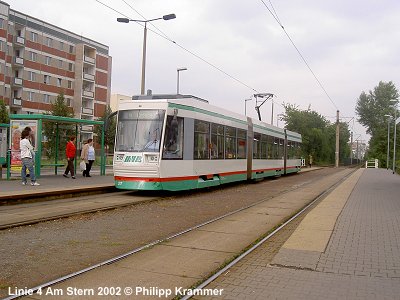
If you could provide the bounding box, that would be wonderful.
[177,67,187,94]
[390,99,399,174]
[384,114,392,170]
[244,98,252,116]
[117,14,176,95]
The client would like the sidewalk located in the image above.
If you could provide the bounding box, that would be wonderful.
[202,168,400,299]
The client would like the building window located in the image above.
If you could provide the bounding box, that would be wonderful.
[0,18,4,29]
[68,63,73,71]
[28,91,35,101]
[44,75,50,84]
[58,59,63,68]
[67,80,72,89]
[43,94,50,103]
[57,78,62,87]
[28,71,36,81]
[66,98,72,107]
[69,45,74,53]
[29,51,37,62]
[45,56,51,66]
[59,41,64,51]
[31,32,38,42]
[46,37,52,47]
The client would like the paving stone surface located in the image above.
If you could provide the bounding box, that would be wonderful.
[199,169,400,299]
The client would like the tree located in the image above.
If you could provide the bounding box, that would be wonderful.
[43,92,75,158]
[356,81,398,135]
[355,81,399,166]
[94,105,116,153]
[282,104,350,165]
[0,100,9,124]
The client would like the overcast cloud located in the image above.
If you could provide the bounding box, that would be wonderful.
[6,0,400,141]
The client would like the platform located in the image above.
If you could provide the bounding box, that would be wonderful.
[203,168,400,299]
[0,172,114,202]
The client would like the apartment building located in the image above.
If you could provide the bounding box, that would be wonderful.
[0,1,112,139]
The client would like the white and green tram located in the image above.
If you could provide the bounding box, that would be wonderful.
[114,94,302,191]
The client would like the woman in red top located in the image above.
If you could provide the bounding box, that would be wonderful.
[63,136,77,179]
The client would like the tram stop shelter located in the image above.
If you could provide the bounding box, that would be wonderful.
[6,114,106,180]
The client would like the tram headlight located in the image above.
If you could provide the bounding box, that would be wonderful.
[146,154,159,163]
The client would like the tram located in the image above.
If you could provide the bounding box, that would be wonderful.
[113,94,302,191]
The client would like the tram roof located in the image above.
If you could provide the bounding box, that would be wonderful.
[131,94,209,103]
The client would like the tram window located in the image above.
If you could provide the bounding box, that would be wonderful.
[116,109,165,152]
[194,120,210,159]
[287,141,292,159]
[237,129,247,159]
[273,137,279,159]
[253,133,261,159]
[260,134,268,159]
[267,135,273,159]
[225,126,236,159]
[163,115,184,159]
[211,123,224,159]
[295,142,302,158]
[278,138,284,159]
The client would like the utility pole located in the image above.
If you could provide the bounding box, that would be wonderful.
[335,110,340,168]
[350,131,353,165]
[271,100,274,125]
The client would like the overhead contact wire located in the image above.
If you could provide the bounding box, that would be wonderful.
[95,0,260,94]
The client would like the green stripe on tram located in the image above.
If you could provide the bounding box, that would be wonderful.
[168,103,247,126]
[115,172,248,191]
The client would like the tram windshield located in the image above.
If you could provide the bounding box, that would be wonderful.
[116,109,165,152]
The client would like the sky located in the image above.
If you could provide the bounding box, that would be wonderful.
[6,0,400,143]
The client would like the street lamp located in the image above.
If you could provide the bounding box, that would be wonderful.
[176,67,187,94]
[244,98,252,116]
[390,99,399,174]
[117,13,176,95]
[384,114,392,170]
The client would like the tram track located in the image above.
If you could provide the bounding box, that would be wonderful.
[1,167,356,300]
[0,190,161,230]
[0,170,319,230]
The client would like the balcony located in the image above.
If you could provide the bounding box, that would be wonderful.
[12,98,22,106]
[83,73,95,81]
[14,57,24,65]
[15,36,25,46]
[83,90,94,98]
[81,107,94,115]
[13,77,23,86]
[84,56,95,64]
[81,125,94,132]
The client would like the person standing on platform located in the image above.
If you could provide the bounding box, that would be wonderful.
[20,127,40,186]
[63,136,76,179]
[81,138,95,177]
